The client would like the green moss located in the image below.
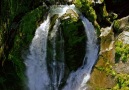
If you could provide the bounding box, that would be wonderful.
[74,0,97,22]
[96,60,129,89]
[113,73,129,90]
[8,6,47,87]
[74,0,82,8]
[61,18,86,71]
[115,41,129,63]
[73,0,100,36]
[102,5,108,18]
[113,20,121,33]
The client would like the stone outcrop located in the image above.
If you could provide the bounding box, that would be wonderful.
[89,15,129,89]
[115,31,129,74]
[117,31,129,44]
[113,16,129,33]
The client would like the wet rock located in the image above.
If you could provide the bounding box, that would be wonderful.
[60,9,79,20]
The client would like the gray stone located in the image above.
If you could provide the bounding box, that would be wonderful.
[117,31,129,44]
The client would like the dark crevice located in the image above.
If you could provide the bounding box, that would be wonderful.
[104,0,129,19]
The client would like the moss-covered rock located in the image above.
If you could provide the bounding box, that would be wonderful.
[0,0,48,89]
[113,15,129,34]
[73,0,101,36]
[89,15,129,89]
[115,42,129,63]
[5,6,47,89]
[74,0,96,22]
[113,16,129,63]
[60,18,86,71]
[115,31,129,63]
[112,21,129,90]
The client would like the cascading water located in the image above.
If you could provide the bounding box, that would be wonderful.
[25,4,99,90]
[63,15,99,90]
[47,19,65,90]
[25,15,51,90]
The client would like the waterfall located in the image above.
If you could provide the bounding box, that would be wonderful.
[47,19,65,90]
[25,4,99,90]
[63,15,99,90]
[25,15,51,90]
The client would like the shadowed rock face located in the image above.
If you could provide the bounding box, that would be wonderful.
[104,0,129,18]
[0,1,48,88]
[44,0,71,5]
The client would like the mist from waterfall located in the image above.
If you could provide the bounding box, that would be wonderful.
[25,4,99,90]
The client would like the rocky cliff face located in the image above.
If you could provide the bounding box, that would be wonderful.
[88,15,129,89]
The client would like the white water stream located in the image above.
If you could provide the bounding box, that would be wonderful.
[63,15,99,90]
[25,15,51,90]
[25,4,99,90]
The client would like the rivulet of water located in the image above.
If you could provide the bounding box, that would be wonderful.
[47,19,65,90]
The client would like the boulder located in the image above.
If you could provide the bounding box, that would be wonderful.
[117,31,129,44]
